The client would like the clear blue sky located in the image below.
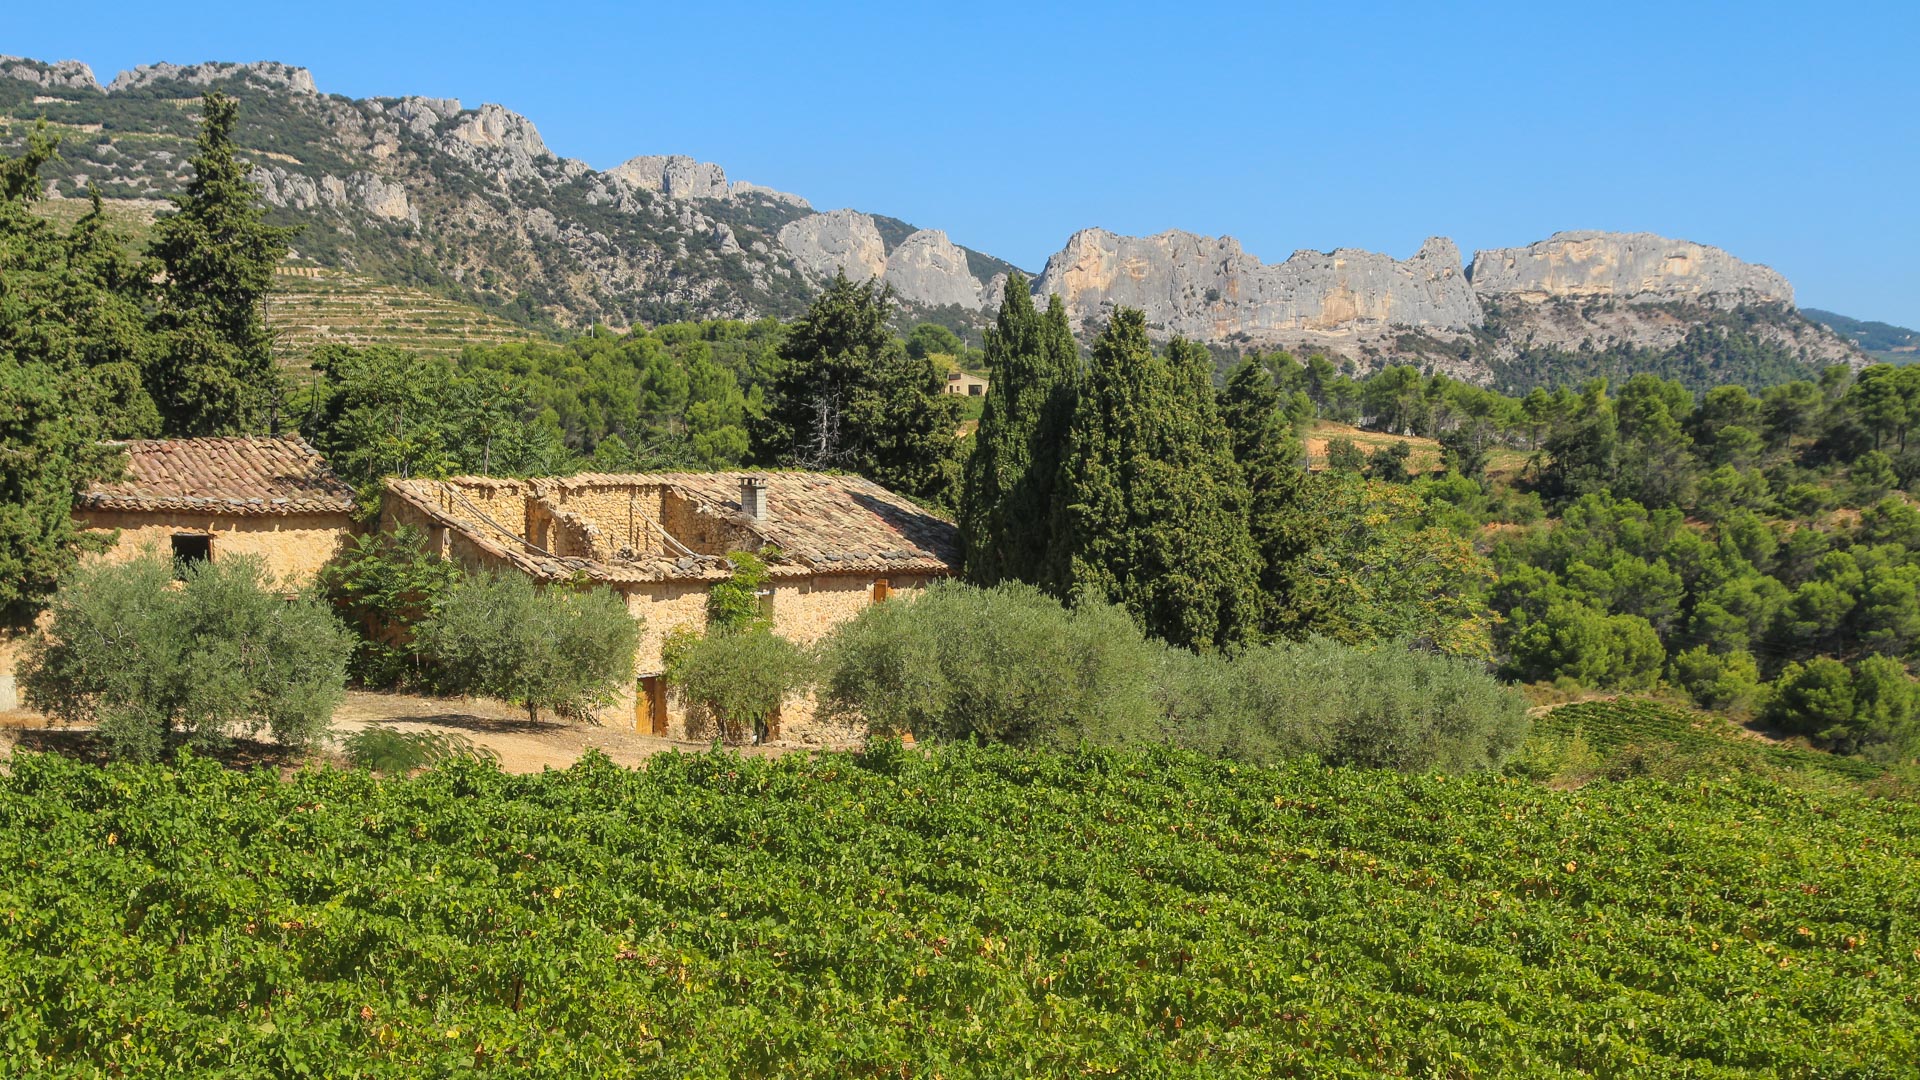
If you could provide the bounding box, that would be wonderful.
[11,1,1919,325]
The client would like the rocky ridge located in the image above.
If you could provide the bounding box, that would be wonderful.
[0,54,1865,382]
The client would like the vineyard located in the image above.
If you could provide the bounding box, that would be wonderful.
[1534,699,1887,783]
[1,744,1915,1077]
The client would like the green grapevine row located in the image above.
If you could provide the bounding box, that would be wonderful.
[0,744,1914,1076]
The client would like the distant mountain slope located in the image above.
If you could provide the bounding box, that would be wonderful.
[1802,309,1919,364]
[0,55,1017,335]
[0,54,1873,390]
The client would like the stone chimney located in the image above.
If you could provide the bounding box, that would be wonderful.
[739,475,769,523]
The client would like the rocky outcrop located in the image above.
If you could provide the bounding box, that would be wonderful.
[728,180,811,210]
[1034,229,1481,342]
[778,209,889,282]
[250,165,419,226]
[445,103,548,158]
[1468,231,1793,307]
[0,56,100,91]
[610,155,812,209]
[610,155,730,200]
[884,230,983,309]
[107,61,317,96]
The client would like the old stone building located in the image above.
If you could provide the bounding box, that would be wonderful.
[381,470,960,741]
[75,436,358,584]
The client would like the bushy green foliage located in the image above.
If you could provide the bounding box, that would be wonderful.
[819,582,1160,747]
[1765,654,1920,758]
[341,725,498,773]
[665,626,813,745]
[2,745,1915,1075]
[1161,637,1529,772]
[0,128,153,623]
[145,92,298,435]
[317,526,462,687]
[1506,601,1666,690]
[1669,645,1764,711]
[19,551,351,761]
[414,571,638,723]
[702,550,771,633]
[820,582,1525,771]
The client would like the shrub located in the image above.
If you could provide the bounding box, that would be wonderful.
[819,583,1528,771]
[1669,645,1763,712]
[318,526,460,688]
[818,582,1162,748]
[20,551,352,761]
[1767,655,1919,758]
[666,625,813,745]
[1165,638,1530,772]
[1506,601,1664,690]
[415,571,639,723]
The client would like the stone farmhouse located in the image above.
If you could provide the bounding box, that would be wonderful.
[381,471,960,740]
[75,435,358,584]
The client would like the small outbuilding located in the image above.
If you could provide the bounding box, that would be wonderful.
[944,370,989,396]
[75,436,358,585]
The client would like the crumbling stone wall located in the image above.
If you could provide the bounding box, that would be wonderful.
[76,509,354,586]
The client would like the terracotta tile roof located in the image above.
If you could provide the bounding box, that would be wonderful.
[383,470,959,584]
[79,436,356,515]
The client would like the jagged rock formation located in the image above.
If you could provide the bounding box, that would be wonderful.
[883,230,983,309]
[108,60,317,96]
[778,209,889,283]
[0,56,99,91]
[1033,229,1479,342]
[1468,231,1795,307]
[0,52,1867,384]
[607,154,812,209]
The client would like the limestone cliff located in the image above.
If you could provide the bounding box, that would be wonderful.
[1032,229,1480,343]
[1468,231,1794,307]
[778,209,889,283]
[884,230,983,309]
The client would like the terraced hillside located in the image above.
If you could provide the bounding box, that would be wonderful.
[266,266,537,362]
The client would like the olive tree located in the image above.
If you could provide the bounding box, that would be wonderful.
[415,570,639,723]
[20,551,352,761]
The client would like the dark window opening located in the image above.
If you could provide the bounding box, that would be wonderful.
[170,533,211,576]
[968,384,983,396]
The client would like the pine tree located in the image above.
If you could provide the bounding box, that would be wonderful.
[148,92,298,436]
[750,273,959,505]
[959,275,1079,585]
[1219,357,1311,639]
[1058,310,1258,650]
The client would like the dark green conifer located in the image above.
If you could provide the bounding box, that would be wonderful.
[959,276,1079,585]
[1218,357,1310,639]
[148,92,298,435]
[1059,310,1258,650]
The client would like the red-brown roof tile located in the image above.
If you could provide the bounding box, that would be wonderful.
[79,436,356,515]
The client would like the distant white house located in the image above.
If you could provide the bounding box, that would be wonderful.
[945,370,988,397]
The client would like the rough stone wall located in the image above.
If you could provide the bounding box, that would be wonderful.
[76,510,354,586]
[659,490,755,555]
[540,484,670,556]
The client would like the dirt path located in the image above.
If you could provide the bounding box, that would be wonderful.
[3,691,824,774]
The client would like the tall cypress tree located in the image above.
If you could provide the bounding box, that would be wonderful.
[959,275,1078,584]
[148,91,297,436]
[1219,357,1311,639]
[1059,309,1258,650]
